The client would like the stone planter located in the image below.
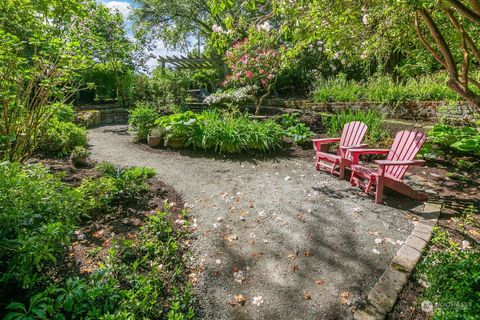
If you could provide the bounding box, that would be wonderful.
[167,137,187,149]
[147,135,163,148]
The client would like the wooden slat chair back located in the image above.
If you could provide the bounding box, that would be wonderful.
[339,121,368,151]
[349,130,427,204]
[384,131,426,180]
[312,121,368,178]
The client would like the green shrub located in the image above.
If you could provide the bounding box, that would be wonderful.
[0,162,85,288]
[426,124,480,157]
[325,109,388,144]
[156,111,201,144]
[5,209,195,320]
[278,113,314,145]
[128,102,159,141]
[37,119,87,157]
[416,228,480,318]
[188,109,283,153]
[94,163,156,204]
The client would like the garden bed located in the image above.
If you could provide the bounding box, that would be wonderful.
[0,158,195,319]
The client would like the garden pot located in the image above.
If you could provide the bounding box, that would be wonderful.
[72,157,88,168]
[147,135,162,148]
[167,137,187,149]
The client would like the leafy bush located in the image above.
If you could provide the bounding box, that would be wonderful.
[5,209,195,320]
[278,113,314,145]
[0,162,85,288]
[156,111,201,144]
[313,73,460,104]
[188,109,283,153]
[426,124,480,157]
[325,109,388,144]
[37,119,87,157]
[94,163,156,203]
[415,228,480,319]
[128,102,159,141]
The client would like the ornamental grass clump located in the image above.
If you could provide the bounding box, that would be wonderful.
[188,109,283,153]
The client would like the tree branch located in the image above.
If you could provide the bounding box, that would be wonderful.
[446,0,480,23]
[414,12,448,68]
[417,9,458,76]
[444,8,480,63]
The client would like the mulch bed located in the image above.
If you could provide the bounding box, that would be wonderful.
[39,158,185,282]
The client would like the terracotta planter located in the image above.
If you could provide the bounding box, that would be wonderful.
[147,135,162,148]
[167,137,187,149]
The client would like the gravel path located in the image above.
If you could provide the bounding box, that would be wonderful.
[88,125,417,320]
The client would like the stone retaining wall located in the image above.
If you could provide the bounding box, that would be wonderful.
[76,108,129,128]
[262,99,477,124]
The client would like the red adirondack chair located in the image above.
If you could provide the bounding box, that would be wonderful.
[349,130,427,204]
[312,121,368,178]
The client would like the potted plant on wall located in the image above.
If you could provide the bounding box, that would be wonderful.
[71,146,90,167]
[147,126,165,148]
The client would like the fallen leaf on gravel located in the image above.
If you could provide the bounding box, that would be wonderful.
[248,201,255,208]
[226,234,238,242]
[215,259,222,265]
[315,279,326,285]
[252,296,264,306]
[234,271,245,284]
[304,251,313,256]
[258,210,266,217]
[228,295,246,306]
[304,292,312,300]
[217,217,223,222]
[232,265,238,272]
[263,239,269,244]
[251,252,262,258]
[341,291,350,305]
[284,176,291,181]
[372,248,380,254]
[291,265,299,272]
[374,238,383,244]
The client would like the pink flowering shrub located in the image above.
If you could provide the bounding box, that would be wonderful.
[223,36,282,115]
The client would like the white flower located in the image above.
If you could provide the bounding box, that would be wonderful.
[258,21,272,32]
[212,24,224,33]
[252,296,264,306]
[372,248,380,254]
[362,14,369,26]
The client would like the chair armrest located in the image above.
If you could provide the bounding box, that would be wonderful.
[375,160,425,166]
[347,149,390,164]
[339,144,368,150]
[312,138,340,151]
[339,144,368,157]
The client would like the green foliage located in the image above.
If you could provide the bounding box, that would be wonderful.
[427,124,480,157]
[128,102,159,141]
[313,73,460,104]
[36,119,87,157]
[416,228,480,319]
[5,209,195,320]
[325,109,388,144]
[94,163,156,204]
[156,111,201,142]
[0,162,85,288]
[188,109,284,153]
[71,146,91,159]
[278,113,314,144]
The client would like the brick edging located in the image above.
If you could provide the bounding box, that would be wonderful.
[353,201,442,319]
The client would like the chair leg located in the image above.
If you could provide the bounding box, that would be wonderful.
[375,177,384,204]
[365,179,373,194]
[339,161,345,180]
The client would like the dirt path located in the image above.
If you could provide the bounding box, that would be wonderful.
[88,125,418,320]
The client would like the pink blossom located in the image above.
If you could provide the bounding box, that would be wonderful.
[245,71,254,79]
[260,79,266,86]
[259,69,265,75]
[267,73,274,80]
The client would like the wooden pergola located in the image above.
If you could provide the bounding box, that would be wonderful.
[158,55,222,69]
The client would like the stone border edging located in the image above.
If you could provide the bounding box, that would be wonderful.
[353,200,442,319]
